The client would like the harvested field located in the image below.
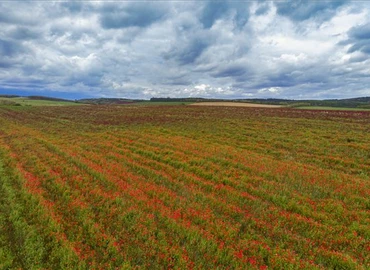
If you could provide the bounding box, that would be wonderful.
[190,101,283,108]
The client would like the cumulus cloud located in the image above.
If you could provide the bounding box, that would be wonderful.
[275,0,348,22]
[0,1,369,99]
[99,2,169,29]
[345,23,370,54]
[164,35,212,65]
[200,1,250,30]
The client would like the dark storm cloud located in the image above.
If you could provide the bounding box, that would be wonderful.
[255,4,270,16]
[164,77,192,86]
[0,59,13,68]
[0,10,28,25]
[275,0,348,22]
[200,1,250,29]
[62,74,102,88]
[0,39,26,57]
[233,3,250,29]
[349,22,370,39]
[99,3,168,29]
[0,12,19,24]
[347,54,368,63]
[254,75,298,89]
[344,23,370,54]
[200,1,228,28]
[347,41,370,54]
[212,64,247,78]
[164,37,211,65]
[254,71,326,90]
[9,27,40,40]
[60,1,84,13]
[1,78,46,88]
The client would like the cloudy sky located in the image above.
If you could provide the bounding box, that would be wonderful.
[1,1,370,100]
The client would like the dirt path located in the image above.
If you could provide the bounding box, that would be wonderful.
[189,102,283,108]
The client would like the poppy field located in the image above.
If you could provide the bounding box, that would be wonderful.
[0,105,369,269]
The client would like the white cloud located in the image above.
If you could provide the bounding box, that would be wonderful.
[0,1,370,99]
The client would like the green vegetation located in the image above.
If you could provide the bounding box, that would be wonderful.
[298,106,370,111]
[240,97,370,109]
[1,94,370,109]
[133,101,192,106]
[77,98,138,105]
[150,97,208,102]
[0,105,369,268]
[150,96,370,110]
[0,97,81,107]
[77,98,191,106]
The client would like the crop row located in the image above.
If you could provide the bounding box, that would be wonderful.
[0,106,369,269]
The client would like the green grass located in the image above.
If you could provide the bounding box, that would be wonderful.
[0,105,369,268]
[0,97,82,107]
[132,101,193,106]
[297,106,370,111]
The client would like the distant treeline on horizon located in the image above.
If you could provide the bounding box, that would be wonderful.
[150,97,370,108]
[1,94,369,108]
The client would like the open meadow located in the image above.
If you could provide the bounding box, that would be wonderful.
[189,102,283,108]
[0,105,369,269]
[0,97,81,107]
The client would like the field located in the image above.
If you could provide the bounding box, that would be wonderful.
[190,102,283,108]
[0,97,80,106]
[297,106,370,111]
[133,101,193,106]
[0,105,369,269]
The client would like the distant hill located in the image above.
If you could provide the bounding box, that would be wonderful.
[77,98,143,105]
[0,95,21,98]
[1,94,369,109]
[0,96,80,107]
[150,96,370,109]
[27,96,74,102]
[242,97,370,109]
[150,97,209,102]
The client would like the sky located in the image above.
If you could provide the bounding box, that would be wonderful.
[1,1,370,100]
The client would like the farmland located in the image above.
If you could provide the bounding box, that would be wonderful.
[189,102,283,108]
[0,105,369,269]
[0,97,81,107]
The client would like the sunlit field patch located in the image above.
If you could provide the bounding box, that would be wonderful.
[0,105,369,269]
